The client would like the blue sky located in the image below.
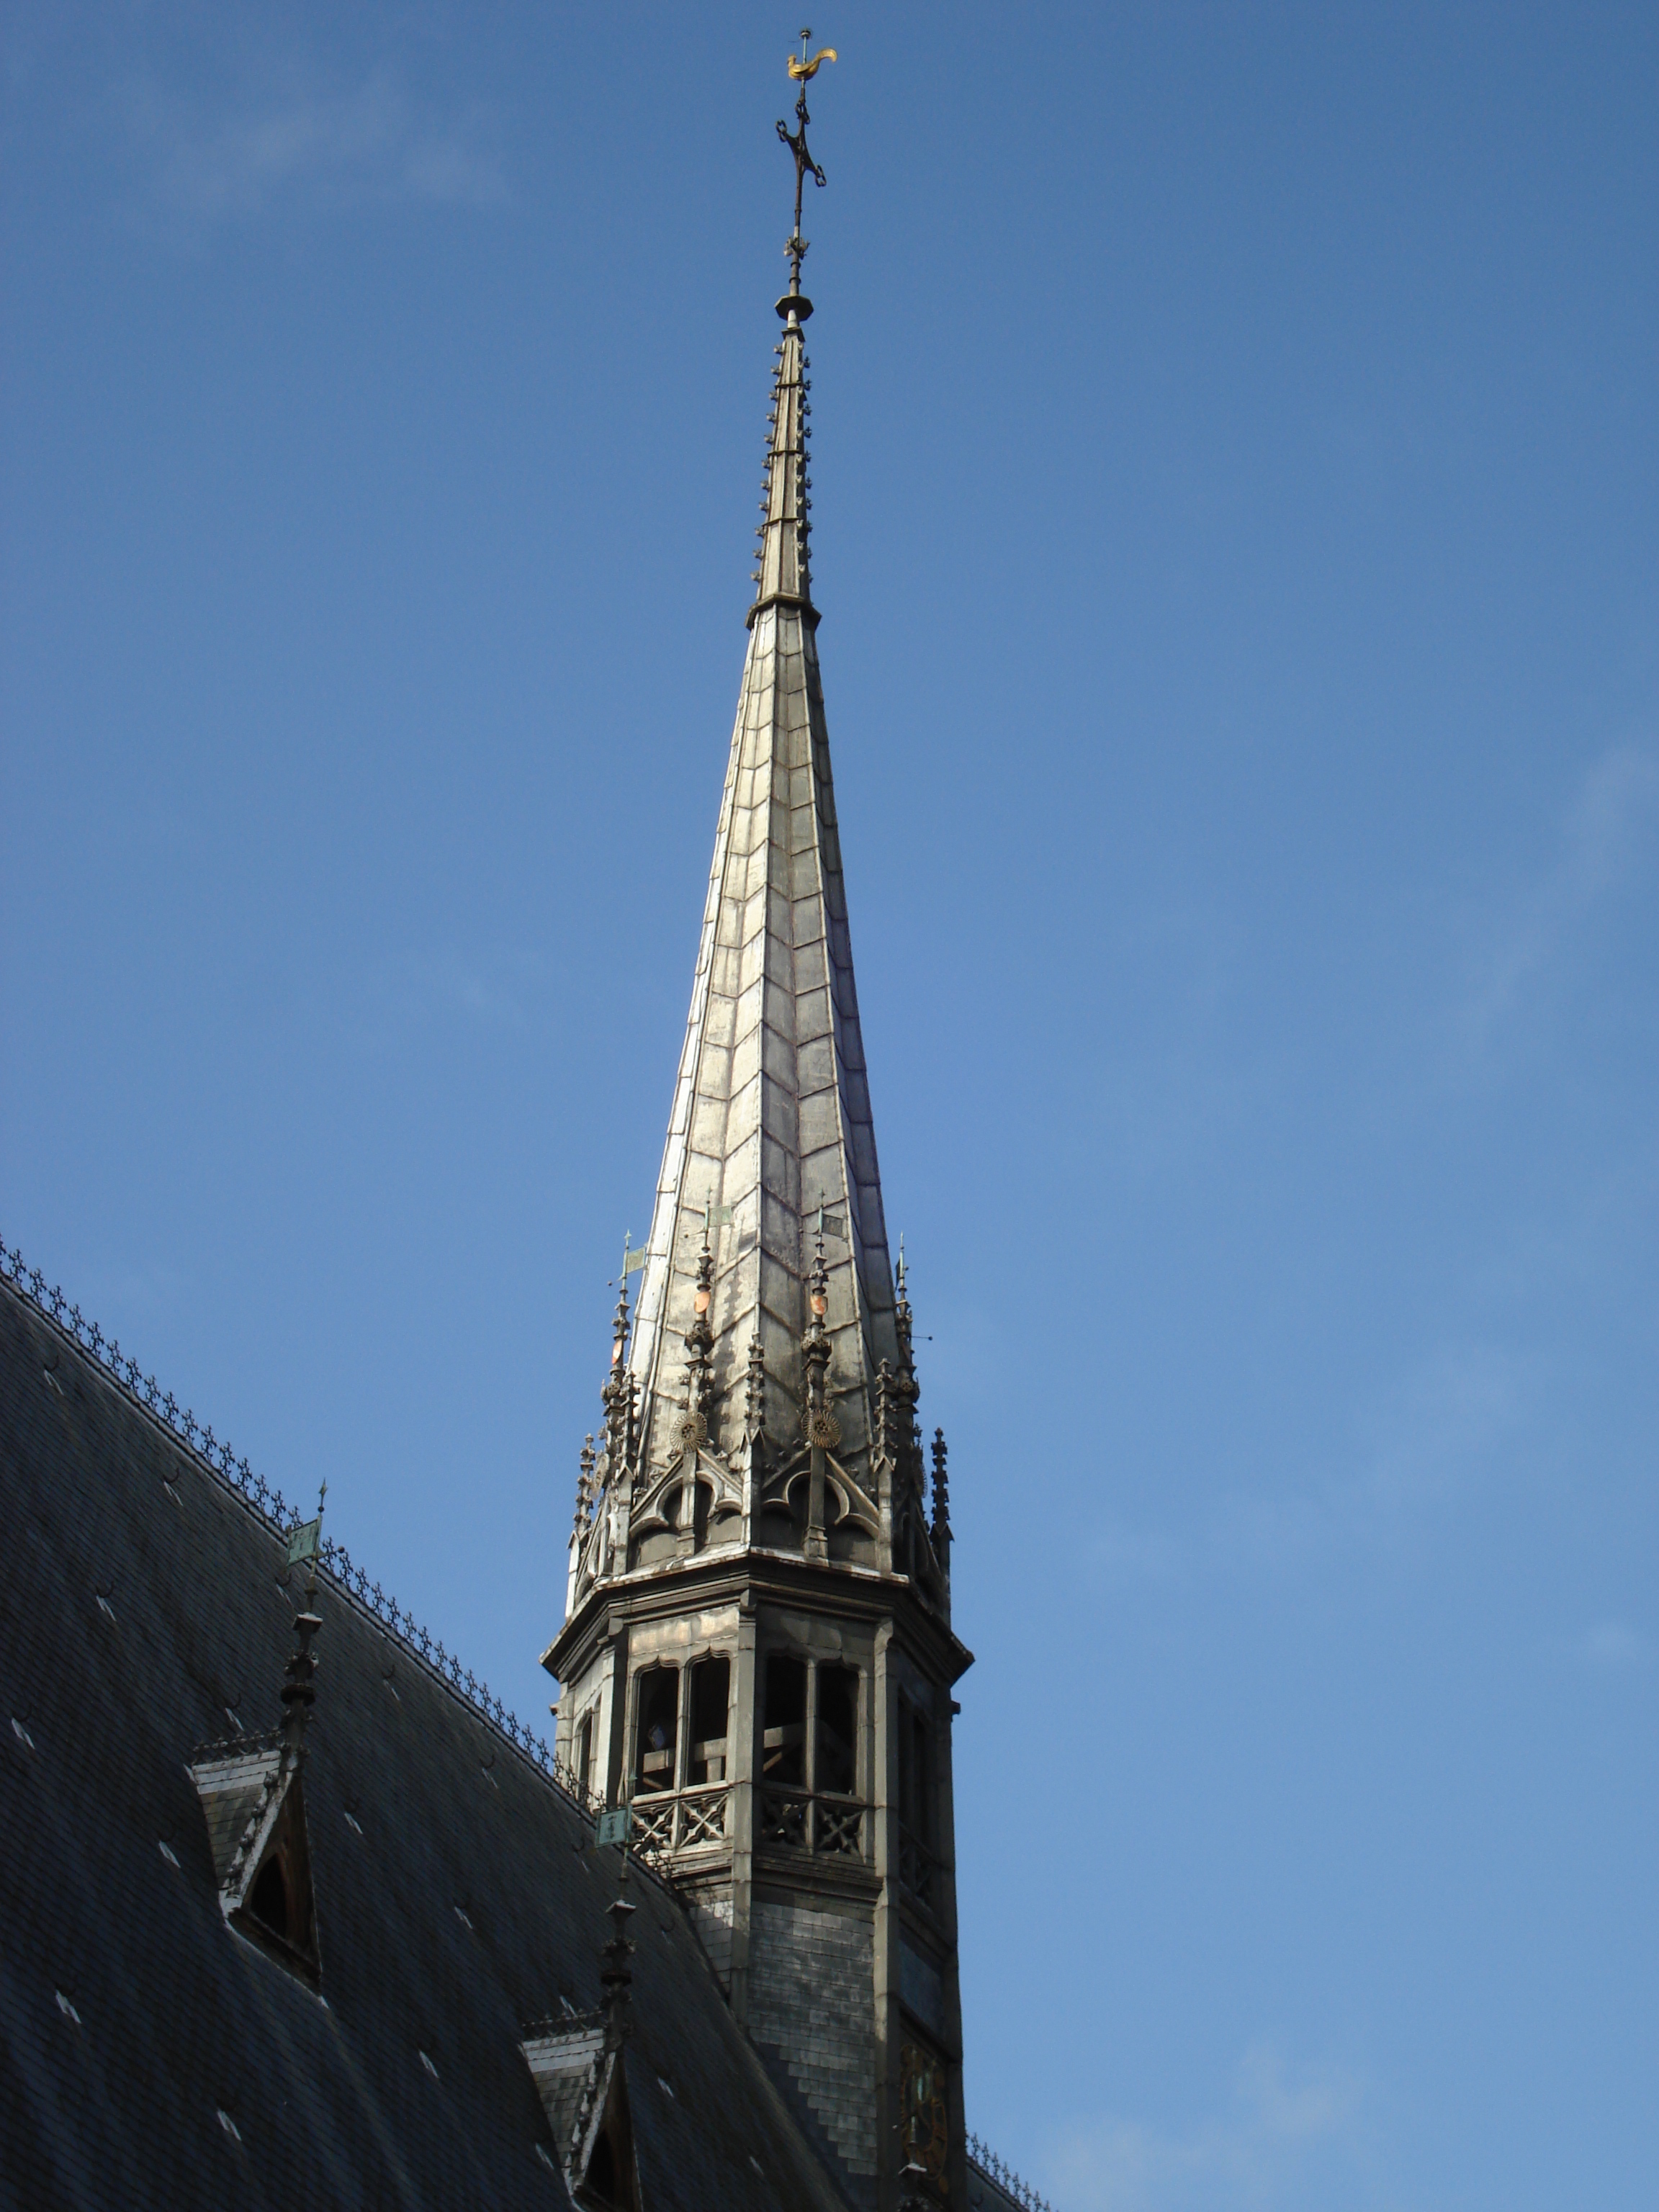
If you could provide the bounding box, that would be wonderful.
[3,4,1655,2206]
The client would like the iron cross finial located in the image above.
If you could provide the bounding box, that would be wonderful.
[778,32,836,292]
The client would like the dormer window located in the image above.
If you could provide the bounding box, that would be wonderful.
[248,1853,291,1942]
[188,1735,320,1984]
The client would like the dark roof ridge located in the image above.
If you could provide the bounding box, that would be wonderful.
[0,1234,683,1899]
[966,2132,1057,2212]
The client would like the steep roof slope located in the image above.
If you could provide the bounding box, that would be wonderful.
[0,1277,850,2212]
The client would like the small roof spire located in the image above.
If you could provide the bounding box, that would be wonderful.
[612,1238,642,1362]
[894,1235,914,1374]
[681,1233,716,1426]
[601,1265,637,1499]
[279,1482,326,1763]
[930,1426,951,1548]
[599,1859,637,2053]
[572,1436,597,1540]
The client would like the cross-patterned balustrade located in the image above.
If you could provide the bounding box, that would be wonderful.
[626,1783,731,1856]
[757,1786,866,1859]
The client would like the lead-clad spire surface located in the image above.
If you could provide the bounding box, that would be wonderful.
[625,293,899,1502]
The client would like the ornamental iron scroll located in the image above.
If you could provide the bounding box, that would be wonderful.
[900,2042,950,2203]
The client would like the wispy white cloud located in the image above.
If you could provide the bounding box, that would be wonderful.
[1457,742,1659,1051]
[1092,1339,1524,1584]
[1049,2044,1370,2212]
[1354,1339,1523,1521]
[341,947,543,1050]
[1581,1619,1651,1668]
[122,66,506,226]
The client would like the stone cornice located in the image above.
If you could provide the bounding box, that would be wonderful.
[544,1548,971,1688]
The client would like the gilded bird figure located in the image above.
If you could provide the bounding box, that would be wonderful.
[788,45,837,81]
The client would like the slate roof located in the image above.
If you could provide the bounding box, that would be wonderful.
[0,1273,854,2212]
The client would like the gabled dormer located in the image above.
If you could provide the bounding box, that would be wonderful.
[190,1533,325,1986]
[521,1887,642,2211]
[188,1729,319,1982]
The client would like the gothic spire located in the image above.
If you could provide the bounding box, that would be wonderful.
[623,55,899,1518]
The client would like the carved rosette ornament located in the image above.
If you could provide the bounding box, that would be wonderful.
[804,1405,841,1451]
[669,1408,709,1462]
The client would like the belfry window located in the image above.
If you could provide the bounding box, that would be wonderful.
[688,1657,730,1784]
[898,1696,936,1848]
[757,1652,865,1858]
[816,1663,858,1797]
[634,1667,678,1794]
[574,1710,595,1801]
[623,1651,734,1856]
[761,1655,806,1786]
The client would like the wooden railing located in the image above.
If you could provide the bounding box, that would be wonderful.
[627,1783,730,1855]
[758,1786,866,1859]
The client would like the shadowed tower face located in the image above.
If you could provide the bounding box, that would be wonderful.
[547,60,973,2212]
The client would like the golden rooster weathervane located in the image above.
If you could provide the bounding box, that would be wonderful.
[778,28,837,299]
[788,32,837,82]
